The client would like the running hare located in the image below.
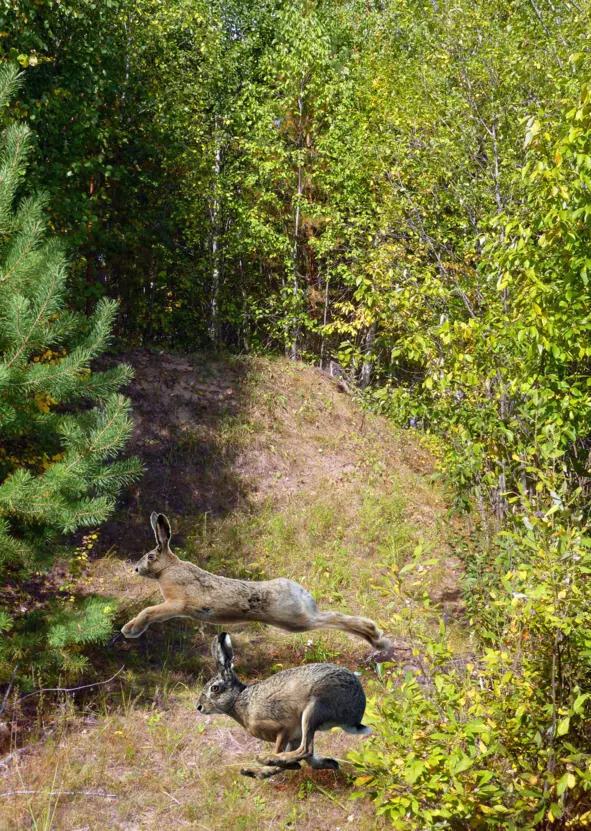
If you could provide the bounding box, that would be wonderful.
[197,633,370,778]
[121,512,392,659]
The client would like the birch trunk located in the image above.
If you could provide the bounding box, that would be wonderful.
[290,79,305,360]
[360,322,377,388]
[208,124,222,347]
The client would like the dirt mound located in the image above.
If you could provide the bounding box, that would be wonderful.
[100,349,439,557]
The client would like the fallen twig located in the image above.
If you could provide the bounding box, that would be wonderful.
[0,790,119,799]
[10,666,125,708]
[0,727,55,768]
[311,781,349,811]
[162,788,181,805]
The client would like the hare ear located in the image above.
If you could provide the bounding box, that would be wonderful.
[150,512,159,538]
[153,513,171,547]
[211,633,233,673]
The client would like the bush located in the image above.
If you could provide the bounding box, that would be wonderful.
[350,502,591,829]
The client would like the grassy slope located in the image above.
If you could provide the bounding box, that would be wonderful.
[0,352,468,830]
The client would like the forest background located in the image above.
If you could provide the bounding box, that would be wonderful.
[2,0,591,827]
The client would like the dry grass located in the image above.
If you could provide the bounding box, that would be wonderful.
[1,351,469,830]
[1,695,383,830]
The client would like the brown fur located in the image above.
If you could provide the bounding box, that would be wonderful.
[121,513,392,658]
[197,634,371,778]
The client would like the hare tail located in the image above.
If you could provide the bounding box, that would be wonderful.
[342,724,372,735]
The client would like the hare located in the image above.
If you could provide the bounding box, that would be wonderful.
[197,633,371,778]
[121,512,393,660]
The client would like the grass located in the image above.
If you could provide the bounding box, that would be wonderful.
[0,352,468,830]
[1,693,383,830]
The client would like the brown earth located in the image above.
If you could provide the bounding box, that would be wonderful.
[98,349,443,542]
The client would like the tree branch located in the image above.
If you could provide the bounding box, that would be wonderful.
[8,666,124,709]
[0,790,119,799]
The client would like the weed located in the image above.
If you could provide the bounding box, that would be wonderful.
[298,778,314,800]
[279,805,300,827]
[14,763,58,831]
[301,639,341,664]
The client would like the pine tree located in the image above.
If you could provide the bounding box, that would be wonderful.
[0,65,142,680]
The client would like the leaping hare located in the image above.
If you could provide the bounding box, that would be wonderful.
[197,633,371,778]
[121,512,393,660]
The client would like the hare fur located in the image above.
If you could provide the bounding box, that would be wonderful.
[197,633,370,778]
[121,513,392,659]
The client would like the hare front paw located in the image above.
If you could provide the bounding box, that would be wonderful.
[121,619,142,638]
[240,767,273,779]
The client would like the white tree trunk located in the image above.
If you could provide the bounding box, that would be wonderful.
[360,322,376,388]
[290,81,305,360]
[208,125,222,346]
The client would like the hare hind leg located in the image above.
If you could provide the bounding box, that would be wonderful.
[310,610,393,657]
[257,700,319,768]
[296,721,338,773]
[309,755,339,771]
[241,731,301,778]
[241,762,301,779]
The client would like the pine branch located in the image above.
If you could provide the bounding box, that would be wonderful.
[0,65,22,112]
[0,215,46,286]
[4,266,62,369]
[76,364,135,401]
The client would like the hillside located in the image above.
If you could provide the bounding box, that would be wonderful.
[0,351,466,830]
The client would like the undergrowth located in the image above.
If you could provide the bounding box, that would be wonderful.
[350,492,591,829]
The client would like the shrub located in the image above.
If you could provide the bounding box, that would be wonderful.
[350,502,591,829]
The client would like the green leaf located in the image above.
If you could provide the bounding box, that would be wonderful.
[556,717,570,737]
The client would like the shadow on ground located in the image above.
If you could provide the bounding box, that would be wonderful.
[98,348,254,555]
[25,348,264,708]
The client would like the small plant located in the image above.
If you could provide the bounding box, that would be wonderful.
[301,638,341,664]
[20,764,61,831]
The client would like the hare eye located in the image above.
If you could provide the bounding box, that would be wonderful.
[147,554,155,560]
[211,683,222,694]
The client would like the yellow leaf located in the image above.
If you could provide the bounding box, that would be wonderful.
[355,775,374,786]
